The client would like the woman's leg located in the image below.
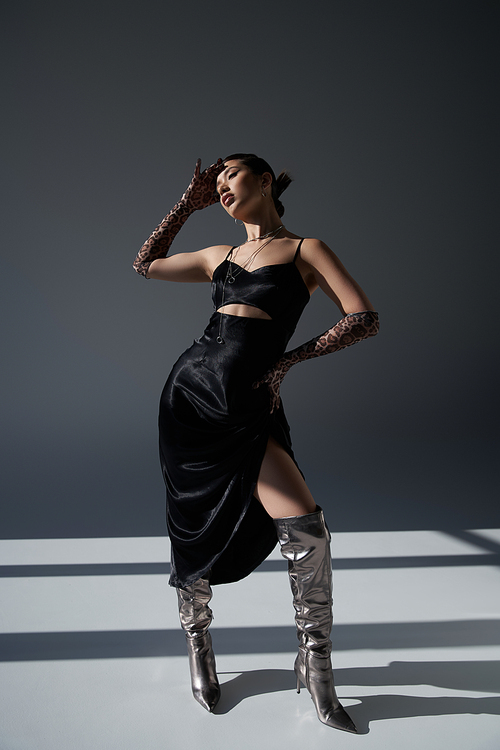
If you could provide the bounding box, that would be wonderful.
[255,436,317,518]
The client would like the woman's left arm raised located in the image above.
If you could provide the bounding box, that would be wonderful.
[256,239,380,411]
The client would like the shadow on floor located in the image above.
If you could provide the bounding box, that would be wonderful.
[213,665,500,732]
[1,622,500,661]
[347,694,500,733]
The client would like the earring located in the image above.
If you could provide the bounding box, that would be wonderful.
[234,218,244,225]
[261,190,266,197]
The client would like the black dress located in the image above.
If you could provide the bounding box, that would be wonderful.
[159,240,310,588]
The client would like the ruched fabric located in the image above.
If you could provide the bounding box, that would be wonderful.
[160,246,310,587]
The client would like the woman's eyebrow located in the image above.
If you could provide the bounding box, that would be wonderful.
[216,166,237,187]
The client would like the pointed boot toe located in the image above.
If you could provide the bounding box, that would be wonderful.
[322,704,357,733]
[193,682,221,712]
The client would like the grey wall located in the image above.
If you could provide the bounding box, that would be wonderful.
[2,0,498,539]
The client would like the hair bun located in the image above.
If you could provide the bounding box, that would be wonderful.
[275,170,293,198]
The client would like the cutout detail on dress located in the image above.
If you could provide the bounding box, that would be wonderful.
[217,304,272,320]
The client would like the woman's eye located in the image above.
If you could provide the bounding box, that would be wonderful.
[228,171,238,179]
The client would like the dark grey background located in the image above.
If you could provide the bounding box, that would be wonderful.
[2,0,498,540]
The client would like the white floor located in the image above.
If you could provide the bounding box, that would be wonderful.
[1,530,499,750]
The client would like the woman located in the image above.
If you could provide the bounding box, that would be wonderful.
[133,154,379,733]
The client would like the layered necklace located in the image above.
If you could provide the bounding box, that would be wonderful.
[216,224,284,344]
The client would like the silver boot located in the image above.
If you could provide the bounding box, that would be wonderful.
[274,508,357,733]
[177,575,221,712]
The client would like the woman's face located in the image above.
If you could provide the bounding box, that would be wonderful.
[216,160,263,217]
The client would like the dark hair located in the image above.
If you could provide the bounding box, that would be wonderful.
[223,153,292,218]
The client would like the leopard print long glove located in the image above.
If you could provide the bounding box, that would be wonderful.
[255,311,379,412]
[133,158,224,277]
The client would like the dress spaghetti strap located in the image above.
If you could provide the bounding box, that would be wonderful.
[294,238,305,263]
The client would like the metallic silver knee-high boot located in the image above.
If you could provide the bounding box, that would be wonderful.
[273,508,357,733]
[177,575,221,712]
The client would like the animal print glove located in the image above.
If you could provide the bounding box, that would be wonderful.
[133,158,224,277]
[255,311,379,412]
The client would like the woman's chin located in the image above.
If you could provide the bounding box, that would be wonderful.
[228,209,246,223]
[223,204,238,218]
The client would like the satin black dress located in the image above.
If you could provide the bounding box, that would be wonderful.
[159,241,310,588]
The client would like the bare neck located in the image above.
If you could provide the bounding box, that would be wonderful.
[242,206,283,241]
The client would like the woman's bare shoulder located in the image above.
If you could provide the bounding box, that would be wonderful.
[299,236,333,253]
[297,238,343,268]
[203,244,235,275]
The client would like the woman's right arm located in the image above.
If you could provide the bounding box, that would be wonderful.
[133,159,224,281]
